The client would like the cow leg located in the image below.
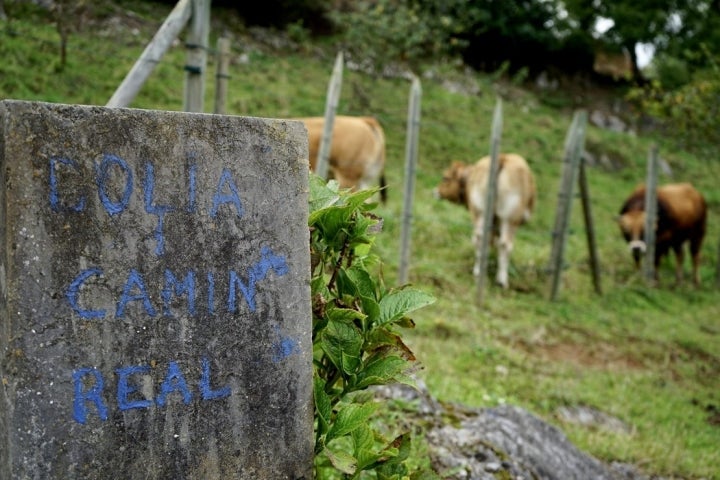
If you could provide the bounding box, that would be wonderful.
[690,236,704,285]
[672,244,684,285]
[471,212,485,277]
[495,220,516,289]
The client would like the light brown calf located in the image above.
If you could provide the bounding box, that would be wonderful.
[435,153,536,288]
[299,116,387,202]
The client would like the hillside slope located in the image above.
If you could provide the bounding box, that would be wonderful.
[1,2,719,478]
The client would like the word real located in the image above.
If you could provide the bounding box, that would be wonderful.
[49,154,244,256]
[73,357,230,424]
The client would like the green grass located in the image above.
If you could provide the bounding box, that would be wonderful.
[2,3,719,478]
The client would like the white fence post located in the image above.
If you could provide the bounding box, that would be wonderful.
[315,52,344,180]
[106,0,193,108]
[548,110,587,301]
[183,0,211,113]
[214,36,231,115]
[399,76,422,284]
[643,144,659,284]
[476,98,503,305]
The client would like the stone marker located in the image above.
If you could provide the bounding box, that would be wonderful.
[0,100,313,479]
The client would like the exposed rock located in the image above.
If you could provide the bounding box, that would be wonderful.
[590,109,631,134]
[556,405,634,435]
[374,381,675,480]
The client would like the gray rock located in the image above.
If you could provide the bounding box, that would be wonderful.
[374,382,669,480]
[0,100,313,479]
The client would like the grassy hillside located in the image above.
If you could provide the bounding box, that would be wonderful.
[2,2,719,478]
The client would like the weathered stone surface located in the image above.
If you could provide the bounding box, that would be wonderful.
[0,100,313,479]
[375,381,665,480]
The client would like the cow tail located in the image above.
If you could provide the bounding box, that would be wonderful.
[380,174,388,204]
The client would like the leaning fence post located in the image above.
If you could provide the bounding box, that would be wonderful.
[715,234,720,288]
[399,76,422,285]
[213,36,231,114]
[578,157,602,294]
[548,110,587,301]
[643,144,659,284]
[183,0,210,113]
[315,52,344,180]
[106,0,192,108]
[476,98,503,305]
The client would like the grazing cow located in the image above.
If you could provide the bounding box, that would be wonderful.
[435,153,536,288]
[617,183,707,285]
[299,116,387,202]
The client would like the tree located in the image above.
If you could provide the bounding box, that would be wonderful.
[565,0,720,77]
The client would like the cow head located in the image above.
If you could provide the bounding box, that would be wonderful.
[434,161,470,206]
[617,210,647,267]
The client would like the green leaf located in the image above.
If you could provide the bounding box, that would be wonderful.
[352,424,383,471]
[326,402,378,444]
[366,328,416,361]
[309,174,341,213]
[337,267,380,325]
[314,376,332,435]
[376,433,412,479]
[310,205,354,246]
[320,309,364,375]
[351,423,375,452]
[343,187,379,209]
[378,289,435,326]
[353,355,408,390]
[323,447,357,475]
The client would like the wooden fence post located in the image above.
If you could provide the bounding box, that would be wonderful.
[548,110,587,301]
[315,52,344,180]
[476,98,503,305]
[578,159,602,294]
[106,0,192,108]
[643,144,659,284]
[214,36,231,114]
[399,76,422,284]
[183,0,211,113]
[715,235,720,288]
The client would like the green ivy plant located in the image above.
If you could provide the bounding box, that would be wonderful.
[309,175,435,479]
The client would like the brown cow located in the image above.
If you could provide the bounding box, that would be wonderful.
[299,116,387,202]
[435,153,536,288]
[617,183,707,285]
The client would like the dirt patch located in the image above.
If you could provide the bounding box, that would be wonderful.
[515,339,647,372]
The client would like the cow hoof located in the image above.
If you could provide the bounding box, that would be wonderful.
[495,278,509,289]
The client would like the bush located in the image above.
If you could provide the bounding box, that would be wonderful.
[628,54,720,153]
[329,0,466,75]
[308,176,436,478]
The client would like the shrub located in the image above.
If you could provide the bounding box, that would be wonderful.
[309,176,436,478]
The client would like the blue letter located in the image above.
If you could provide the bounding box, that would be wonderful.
[73,368,108,424]
[156,361,193,407]
[210,168,243,218]
[116,269,157,318]
[66,268,106,319]
[96,153,132,216]
[144,161,174,255]
[199,357,231,401]
[49,157,86,212]
[228,246,288,313]
[117,365,153,411]
[162,270,196,317]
